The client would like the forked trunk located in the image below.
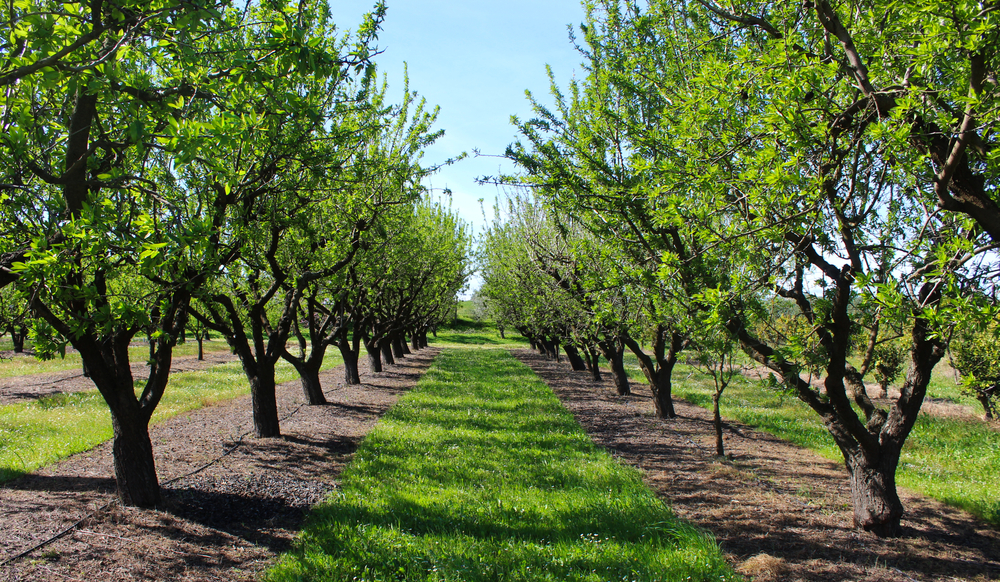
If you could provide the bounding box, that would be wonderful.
[109,402,161,507]
[623,330,683,419]
[563,344,587,371]
[844,449,904,537]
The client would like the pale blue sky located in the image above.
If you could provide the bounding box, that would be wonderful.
[330,1,587,241]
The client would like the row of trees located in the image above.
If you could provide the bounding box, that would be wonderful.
[0,0,470,507]
[481,0,999,537]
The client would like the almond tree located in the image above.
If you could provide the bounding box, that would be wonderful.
[0,0,384,506]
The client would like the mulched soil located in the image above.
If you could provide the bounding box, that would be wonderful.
[0,347,439,581]
[0,351,241,406]
[514,348,1000,582]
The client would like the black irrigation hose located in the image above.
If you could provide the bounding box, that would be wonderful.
[0,400,310,568]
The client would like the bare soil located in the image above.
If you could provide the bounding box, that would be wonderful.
[515,348,1000,582]
[0,348,439,581]
[0,351,241,406]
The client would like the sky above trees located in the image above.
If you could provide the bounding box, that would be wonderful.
[329,1,586,239]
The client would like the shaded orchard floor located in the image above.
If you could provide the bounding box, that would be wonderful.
[514,348,1000,582]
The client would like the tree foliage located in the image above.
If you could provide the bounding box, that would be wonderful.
[500,0,1000,537]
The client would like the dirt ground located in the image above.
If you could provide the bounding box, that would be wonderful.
[0,351,241,406]
[0,348,440,581]
[514,348,1000,582]
[3,345,998,581]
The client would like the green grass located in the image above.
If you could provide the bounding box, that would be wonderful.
[429,317,529,349]
[0,339,233,379]
[268,349,738,582]
[0,351,343,483]
[664,363,1000,526]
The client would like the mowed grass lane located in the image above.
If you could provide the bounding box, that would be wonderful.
[269,348,738,582]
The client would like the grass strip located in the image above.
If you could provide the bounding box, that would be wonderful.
[668,365,1000,526]
[0,354,342,483]
[0,340,233,379]
[268,348,738,582]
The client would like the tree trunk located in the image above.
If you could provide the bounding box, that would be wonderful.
[297,364,327,405]
[82,359,90,378]
[197,334,204,361]
[381,340,396,366]
[11,326,25,353]
[544,338,560,362]
[338,340,362,385]
[365,340,383,373]
[419,329,429,348]
[109,405,161,507]
[400,335,411,355]
[623,330,682,419]
[584,346,602,382]
[391,335,406,359]
[712,391,724,457]
[598,339,630,395]
[250,363,281,438]
[563,344,588,371]
[978,390,997,420]
[652,370,676,418]
[844,449,904,537]
[411,333,420,352]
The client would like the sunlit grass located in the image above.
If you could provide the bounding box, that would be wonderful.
[663,362,1000,526]
[0,339,233,379]
[268,349,738,582]
[0,351,343,483]
[428,317,529,349]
